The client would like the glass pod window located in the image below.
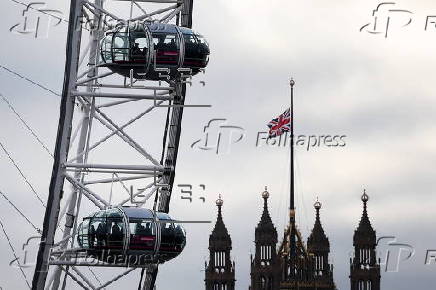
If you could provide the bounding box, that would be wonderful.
[152,33,179,65]
[183,33,208,67]
[129,218,156,250]
[101,34,114,63]
[112,32,130,62]
[173,223,186,249]
[106,209,124,249]
[160,222,177,251]
[195,34,209,46]
[130,32,148,62]
[89,212,108,249]
[183,34,198,65]
[77,218,91,248]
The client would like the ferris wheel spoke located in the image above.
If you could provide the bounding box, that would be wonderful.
[83,1,123,22]
[129,4,178,22]
[160,5,183,23]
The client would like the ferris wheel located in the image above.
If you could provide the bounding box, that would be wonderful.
[30,0,209,289]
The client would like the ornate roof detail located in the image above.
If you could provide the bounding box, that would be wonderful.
[307,198,330,250]
[256,187,276,234]
[354,190,376,245]
[206,195,235,290]
[210,195,231,243]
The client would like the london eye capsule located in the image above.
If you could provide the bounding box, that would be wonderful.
[100,22,210,80]
[77,207,186,265]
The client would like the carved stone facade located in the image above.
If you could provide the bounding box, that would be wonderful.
[204,190,381,290]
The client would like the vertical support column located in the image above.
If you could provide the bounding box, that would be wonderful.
[32,1,84,289]
[158,81,185,213]
[158,0,194,212]
[136,0,195,287]
[157,0,192,214]
[181,0,193,28]
[142,265,158,290]
[50,1,103,289]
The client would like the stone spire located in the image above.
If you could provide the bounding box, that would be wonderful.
[211,194,230,240]
[307,198,330,251]
[306,198,335,286]
[205,195,235,290]
[250,187,280,290]
[257,186,275,231]
[350,190,380,290]
[354,190,376,245]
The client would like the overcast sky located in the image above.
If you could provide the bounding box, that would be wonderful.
[1,0,436,289]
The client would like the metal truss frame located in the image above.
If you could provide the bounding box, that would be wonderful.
[32,0,195,289]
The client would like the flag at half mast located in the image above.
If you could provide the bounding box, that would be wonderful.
[267,108,291,138]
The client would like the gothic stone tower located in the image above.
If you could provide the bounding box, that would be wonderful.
[350,191,381,290]
[205,195,236,290]
[306,199,336,289]
[249,187,281,290]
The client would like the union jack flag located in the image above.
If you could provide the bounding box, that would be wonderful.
[267,108,291,138]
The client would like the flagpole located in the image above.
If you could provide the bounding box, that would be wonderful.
[289,78,296,276]
[290,78,295,219]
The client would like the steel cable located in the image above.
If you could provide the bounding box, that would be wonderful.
[0,188,41,233]
[0,140,46,207]
[0,215,32,288]
[1,95,54,158]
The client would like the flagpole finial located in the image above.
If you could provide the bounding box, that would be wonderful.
[290,78,295,87]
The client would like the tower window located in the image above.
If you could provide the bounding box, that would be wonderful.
[214,251,226,268]
[358,280,364,290]
[260,245,272,261]
[357,279,373,290]
[213,282,227,290]
[359,248,372,265]
[314,255,324,273]
[261,276,266,289]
